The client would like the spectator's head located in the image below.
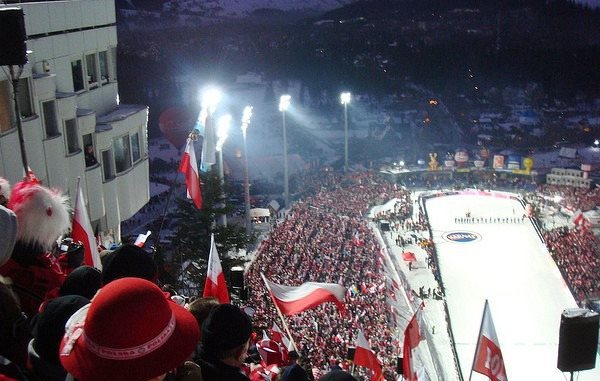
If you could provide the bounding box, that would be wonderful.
[318,370,357,381]
[288,350,300,363]
[8,177,70,250]
[29,295,90,380]
[101,244,157,285]
[0,205,17,267]
[200,303,252,366]
[59,277,199,381]
[59,266,102,300]
[187,297,219,332]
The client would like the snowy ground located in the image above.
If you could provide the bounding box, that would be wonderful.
[422,193,600,381]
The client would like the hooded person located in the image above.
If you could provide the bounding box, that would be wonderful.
[59,265,103,300]
[101,244,157,285]
[28,295,90,381]
[59,277,200,381]
[198,304,253,381]
[0,176,70,317]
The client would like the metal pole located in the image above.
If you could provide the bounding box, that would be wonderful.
[218,148,227,226]
[344,102,349,172]
[9,66,29,174]
[283,110,289,209]
[242,129,252,235]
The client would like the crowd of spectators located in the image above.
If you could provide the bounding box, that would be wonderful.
[246,171,412,379]
[544,227,600,306]
[537,184,600,212]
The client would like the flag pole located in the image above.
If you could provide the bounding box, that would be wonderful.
[468,299,488,381]
[153,131,198,255]
[260,272,299,352]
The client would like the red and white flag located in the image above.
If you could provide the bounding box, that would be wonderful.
[178,138,202,209]
[134,230,151,247]
[71,181,102,270]
[403,303,425,381]
[271,323,293,351]
[256,331,284,366]
[354,329,383,381]
[472,300,508,381]
[261,274,346,316]
[203,234,229,303]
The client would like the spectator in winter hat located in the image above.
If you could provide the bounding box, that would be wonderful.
[101,244,157,285]
[0,176,70,317]
[29,295,90,381]
[198,303,253,381]
[59,277,199,381]
[318,370,357,381]
[59,265,102,300]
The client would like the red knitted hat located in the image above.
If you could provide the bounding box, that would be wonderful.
[59,277,199,381]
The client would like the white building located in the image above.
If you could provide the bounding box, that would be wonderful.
[0,0,149,244]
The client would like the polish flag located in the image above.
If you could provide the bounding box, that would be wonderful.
[403,303,425,381]
[178,138,202,209]
[256,331,284,366]
[261,274,346,316]
[71,181,102,270]
[271,323,292,351]
[203,234,229,303]
[134,230,151,247]
[472,300,508,381]
[353,329,383,381]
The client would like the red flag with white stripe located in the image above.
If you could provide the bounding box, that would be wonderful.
[354,329,383,381]
[178,138,202,209]
[203,234,229,303]
[71,181,102,270]
[261,274,346,316]
[403,303,425,381]
[472,300,508,381]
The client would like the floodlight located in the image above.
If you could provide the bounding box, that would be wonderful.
[202,87,222,113]
[279,95,291,112]
[340,92,351,105]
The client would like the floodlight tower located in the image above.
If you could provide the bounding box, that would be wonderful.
[340,92,351,172]
[241,106,253,235]
[216,114,231,226]
[279,95,291,208]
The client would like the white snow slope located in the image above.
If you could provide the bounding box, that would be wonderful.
[425,192,600,381]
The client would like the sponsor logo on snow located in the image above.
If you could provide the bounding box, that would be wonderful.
[443,231,481,242]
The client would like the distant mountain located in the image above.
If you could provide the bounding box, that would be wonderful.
[116,0,359,18]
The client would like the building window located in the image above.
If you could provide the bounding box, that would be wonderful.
[101,149,115,180]
[0,80,13,133]
[65,118,79,154]
[17,78,33,118]
[99,51,109,84]
[110,47,117,81]
[41,100,59,138]
[114,135,132,173]
[71,59,84,92]
[85,53,98,89]
[131,132,141,163]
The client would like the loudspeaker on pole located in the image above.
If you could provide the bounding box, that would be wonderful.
[557,308,599,372]
[396,357,404,374]
[0,8,28,66]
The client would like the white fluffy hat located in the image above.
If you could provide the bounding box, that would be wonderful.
[8,177,71,249]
